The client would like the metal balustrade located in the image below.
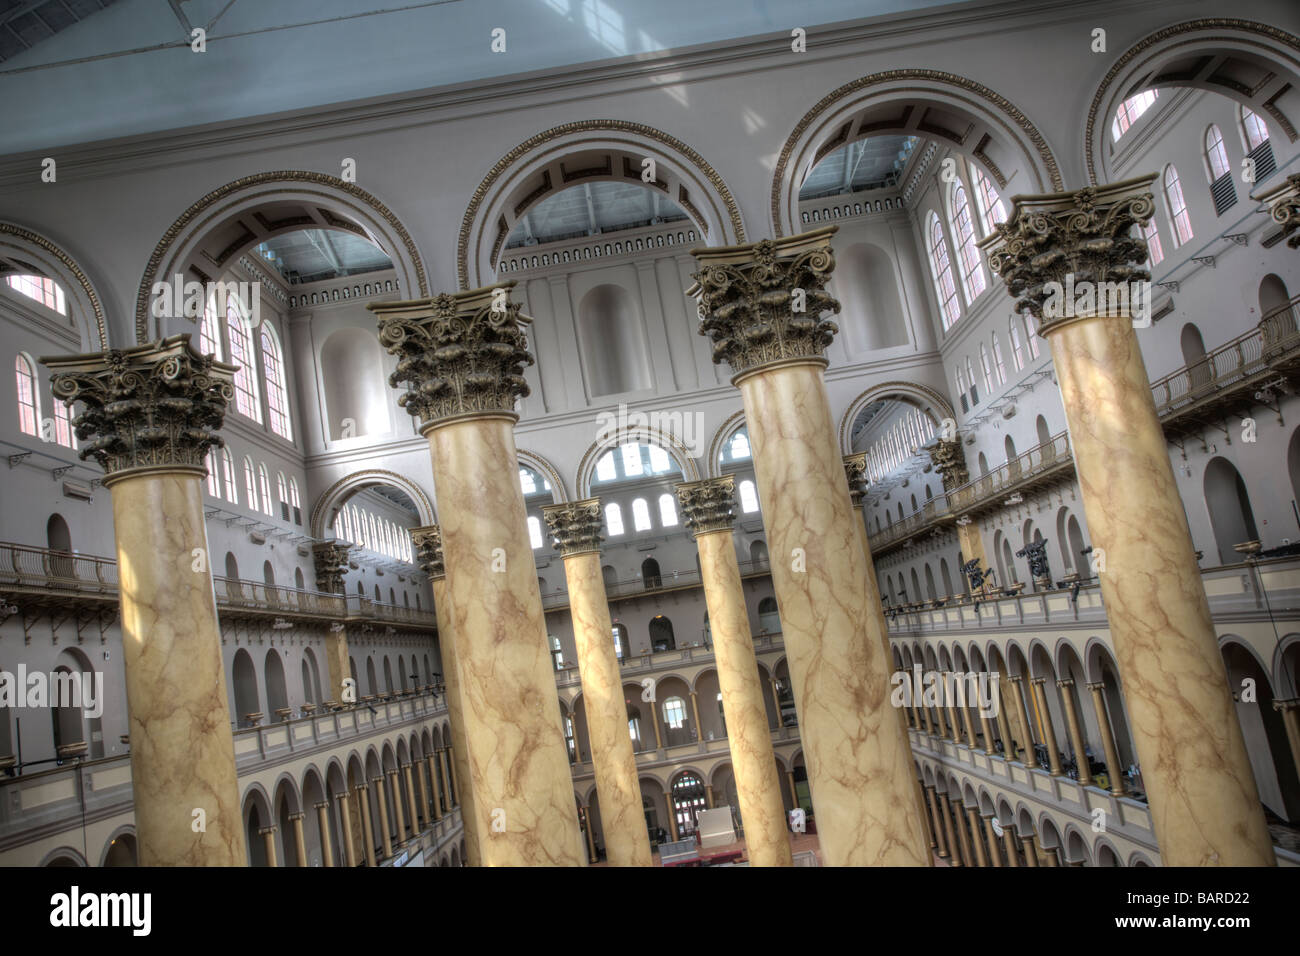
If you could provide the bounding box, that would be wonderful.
[541,557,772,609]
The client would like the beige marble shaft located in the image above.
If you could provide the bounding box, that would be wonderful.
[695,529,793,867]
[315,803,335,867]
[324,632,350,703]
[737,361,928,865]
[431,574,479,864]
[561,550,652,866]
[426,416,585,866]
[1047,312,1274,865]
[110,472,245,866]
[1089,683,1127,796]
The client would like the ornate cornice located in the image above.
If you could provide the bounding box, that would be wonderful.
[928,439,969,491]
[312,541,353,594]
[135,171,428,343]
[457,120,746,289]
[844,453,868,509]
[1085,20,1300,184]
[371,283,534,429]
[308,469,435,541]
[772,69,1063,236]
[676,476,736,536]
[541,498,604,557]
[690,228,841,381]
[978,175,1157,332]
[1255,174,1300,249]
[409,525,444,579]
[0,222,109,351]
[43,335,235,484]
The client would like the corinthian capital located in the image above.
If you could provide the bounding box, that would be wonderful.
[689,227,841,380]
[409,525,444,579]
[675,477,736,535]
[370,283,534,429]
[312,541,353,594]
[542,499,604,557]
[843,453,868,508]
[977,174,1158,332]
[928,439,969,491]
[1254,173,1300,249]
[42,335,236,484]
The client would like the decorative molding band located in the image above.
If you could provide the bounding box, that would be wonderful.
[0,221,109,351]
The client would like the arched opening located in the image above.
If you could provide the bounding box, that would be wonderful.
[649,615,675,652]
[830,242,909,350]
[1222,642,1300,822]
[1203,457,1259,564]
[576,284,653,397]
[45,513,73,578]
[321,328,391,440]
[265,650,289,719]
[102,833,138,867]
[641,557,662,590]
[671,772,708,837]
[757,596,780,633]
[1180,323,1211,392]
[749,540,768,565]
[1035,415,1051,448]
[232,649,260,726]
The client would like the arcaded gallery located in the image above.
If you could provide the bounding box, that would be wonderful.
[0,0,1299,883]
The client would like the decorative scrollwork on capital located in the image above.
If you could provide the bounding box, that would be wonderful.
[312,541,353,594]
[542,499,604,557]
[409,525,444,579]
[371,284,534,429]
[676,477,737,535]
[42,335,236,483]
[1255,173,1300,249]
[843,453,868,508]
[928,439,969,491]
[978,175,1158,332]
[689,228,841,379]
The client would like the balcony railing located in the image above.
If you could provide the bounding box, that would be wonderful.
[542,557,772,610]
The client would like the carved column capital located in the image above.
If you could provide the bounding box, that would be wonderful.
[541,498,604,558]
[370,283,535,430]
[675,477,737,535]
[312,541,353,594]
[843,453,868,509]
[1254,173,1300,249]
[928,439,969,491]
[978,174,1159,334]
[688,227,841,380]
[409,525,444,579]
[42,335,237,485]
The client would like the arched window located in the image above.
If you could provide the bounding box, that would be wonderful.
[605,503,625,536]
[965,356,979,403]
[728,431,750,460]
[969,164,1007,235]
[1163,165,1194,245]
[527,515,543,549]
[738,480,760,513]
[990,332,1007,385]
[926,212,961,330]
[243,456,257,509]
[1204,125,1230,180]
[950,183,986,302]
[256,463,273,516]
[979,343,995,395]
[1021,316,1040,360]
[1140,218,1164,267]
[1242,106,1270,150]
[658,493,678,527]
[260,324,292,440]
[226,299,263,424]
[15,354,39,437]
[631,497,652,532]
[662,697,687,729]
[647,445,672,473]
[198,299,222,359]
[1111,89,1158,141]
[595,451,617,482]
[221,448,238,503]
[1008,317,1025,371]
[5,274,66,314]
[287,478,301,524]
[52,394,75,448]
[276,472,289,521]
[205,449,221,496]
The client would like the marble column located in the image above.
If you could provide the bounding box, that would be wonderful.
[288,812,308,867]
[690,229,928,866]
[705,785,715,809]
[403,763,421,832]
[1274,699,1300,788]
[689,692,702,740]
[580,807,598,863]
[542,499,652,868]
[411,527,478,870]
[372,777,393,859]
[786,771,799,809]
[980,709,999,757]
[337,792,358,867]
[1088,682,1128,796]
[1006,676,1036,765]
[259,826,278,868]
[1002,827,1020,867]
[664,794,679,841]
[312,541,353,702]
[981,813,1003,867]
[1020,832,1039,867]
[439,749,455,806]
[925,786,948,858]
[1030,678,1063,775]
[964,807,989,866]
[354,784,377,867]
[994,677,1016,761]
[649,701,665,751]
[414,760,431,828]
[315,802,335,868]
[959,699,980,750]
[939,793,963,866]
[374,285,583,866]
[387,769,406,838]
[1057,679,1092,786]
[45,337,245,866]
[676,478,793,867]
[981,176,1274,865]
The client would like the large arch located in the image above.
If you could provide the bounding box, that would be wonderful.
[309,469,436,540]
[135,171,428,343]
[0,221,110,350]
[517,449,569,503]
[574,425,702,498]
[1085,19,1300,184]
[837,381,956,455]
[771,69,1064,238]
[457,120,746,289]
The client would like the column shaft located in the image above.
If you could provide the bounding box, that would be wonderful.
[981,814,1003,867]
[939,794,962,866]
[1031,679,1063,775]
[337,793,358,868]
[260,827,278,868]
[926,787,949,858]
[1088,682,1127,796]
[387,770,406,838]
[1002,828,1020,867]
[430,568,475,861]
[1057,680,1092,786]
[964,808,989,867]
[289,813,308,867]
[373,778,392,859]
[355,786,376,867]
[315,803,335,868]
[403,764,421,832]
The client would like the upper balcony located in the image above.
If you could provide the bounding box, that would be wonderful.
[541,557,773,612]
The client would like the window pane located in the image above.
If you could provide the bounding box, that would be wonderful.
[658,493,678,527]
[227,301,263,424]
[595,451,617,482]
[528,515,543,549]
[927,214,961,330]
[739,480,759,513]
[1111,89,1159,141]
[632,497,651,531]
[1205,125,1230,179]
[1242,107,1269,150]
[1164,165,1194,245]
[260,326,292,440]
[951,184,986,303]
[1141,218,1164,266]
[620,443,643,477]
[605,503,624,536]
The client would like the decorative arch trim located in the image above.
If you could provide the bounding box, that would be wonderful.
[705,409,748,479]
[0,221,109,350]
[309,469,436,540]
[517,448,569,503]
[837,381,957,455]
[575,424,702,499]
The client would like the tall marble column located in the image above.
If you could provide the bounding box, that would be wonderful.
[372,776,393,859]
[375,287,583,866]
[387,769,406,838]
[403,763,421,832]
[1006,676,1036,765]
[690,229,928,866]
[579,807,598,863]
[981,177,1274,864]
[312,541,353,702]
[676,477,793,867]
[1002,827,1020,867]
[964,807,989,867]
[315,802,335,867]
[45,337,245,866]
[426,755,444,821]
[288,812,308,867]
[939,793,963,866]
[542,499,652,867]
[354,784,377,867]
[1030,678,1063,775]
[925,786,949,858]
[1057,679,1092,786]
[336,792,358,867]
[259,826,278,868]
[980,812,1002,867]
[1088,682,1128,796]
